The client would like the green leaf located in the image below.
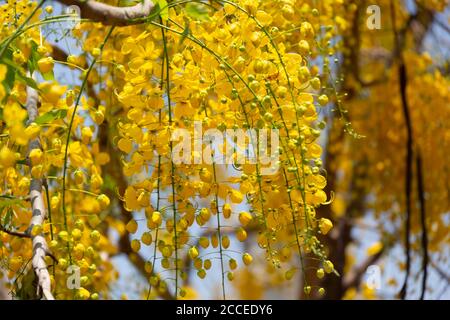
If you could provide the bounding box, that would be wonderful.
[154,0,169,21]
[179,21,190,46]
[1,47,40,94]
[185,3,210,21]
[34,109,67,125]
[0,195,16,199]
[27,41,41,74]
[41,70,54,81]
[102,174,117,192]
[15,159,28,165]
[1,48,16,95]
[0,200,25,223]
[2,207,13,227]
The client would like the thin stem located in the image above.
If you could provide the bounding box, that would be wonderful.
[0,0,46,59]
[203,105,226,299]
[391,1,413,300]
[147,21,166,298]
[160,23,179,299]
[43,181,54,240]
[416,154,428,300]
[61,26,115,264]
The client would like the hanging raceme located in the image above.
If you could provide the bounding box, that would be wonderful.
[0,0,339,299]
[3,0,445,301]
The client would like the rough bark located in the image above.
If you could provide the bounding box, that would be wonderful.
[26,84,54,300]
[57,0,154,26]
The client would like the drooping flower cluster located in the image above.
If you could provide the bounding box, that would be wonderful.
[4,0,436,300]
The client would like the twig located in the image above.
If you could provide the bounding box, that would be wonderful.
[391,0,413,300]
[0,225,31,238]
[416,154,428,300]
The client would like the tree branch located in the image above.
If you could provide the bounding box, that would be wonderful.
[342,250,384,291]
[0,278,11,300]
[98,120,174,300]
[391,0,413,300]
[26,82,54,300]
[416,154,428,300]
[0,224,31,238]
[57,0,154,26]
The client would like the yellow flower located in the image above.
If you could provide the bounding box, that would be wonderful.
[221,235,230,249]
[58,258,68,270]
[211,233,218,248]
[300,21,315,38]
[29,148,43,166]
[126,219,138,234]
[0,146,16,168]
[298,40,310,56]
[229,259,237,270]
[367,242,383,256]
[71,228,82,240]
[24,123,41,140]
[0,64,6,100]
[31,164,44,179]
[90,230,101,243]
[151,211,162,226]
[92,48,101,57]
[197,269,206,279]
[73,243,86,260]
[127,41,157,74]
[131,239,141,252]
[37,57,54,74]
[323,260,334,274]
[144,261,153,273]
[318,94,329,106]
[81,127,93,144]
[93,110,105,125]
[236,227,247,242]
[10,256,23,272]
[76,287,91,300]
[222,203,232,218]
[189,246,199,259]
[242,253,253,265]
[319,218,333,235]
[124,186,139,211]
[229,190,244,203]
[58,231,70,242]
[255,10,272,26]
[74,170,84,185]
[39,82,66,103]
[97,194,110,210]
[118,137,133,153]
[199,208,211,222]
[239,211,253,226]
[30,224,43,236]
[141,232,152,245]
[199,168,212,183]
[199,237,209,249]
[316,268,325,279]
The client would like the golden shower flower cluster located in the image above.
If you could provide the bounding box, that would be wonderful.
[100,0,345,298]
[0,0,357,299]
